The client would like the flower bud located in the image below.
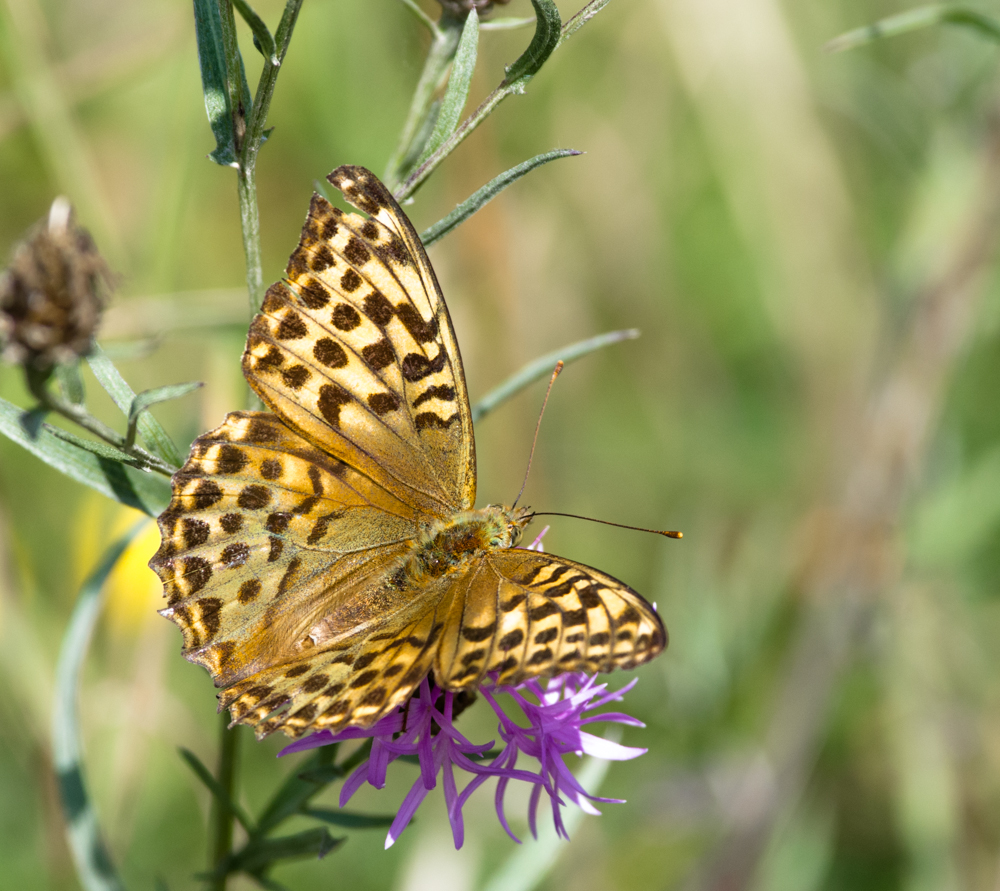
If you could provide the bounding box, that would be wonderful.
[0,198,109,369]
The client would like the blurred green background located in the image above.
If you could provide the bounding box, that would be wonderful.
[3,0,1000,889]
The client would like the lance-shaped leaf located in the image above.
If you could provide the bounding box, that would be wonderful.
[53,527,143,891]
[179,748,256,834]
[230,828,343,875]
[88,345,185,468]
[560,0,614,45]
[55,361,85,405]
[302,808,395,830]
[124,382,202,453]
[0,396,170,515]
[419,9,479,162]
[504,0,561,84]
[421,148,581,246]
[255,747,340,836]
[234,0,277,64]
[826,3,1000,52]
[193,0,251,165]
[472,329,640,423]
[45,425,156,471]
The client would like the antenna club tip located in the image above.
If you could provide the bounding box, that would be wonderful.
[663,531,683,539]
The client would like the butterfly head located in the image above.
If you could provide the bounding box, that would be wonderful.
[492,503,534,548]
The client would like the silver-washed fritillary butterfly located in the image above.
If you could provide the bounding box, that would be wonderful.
[149,166,666,739]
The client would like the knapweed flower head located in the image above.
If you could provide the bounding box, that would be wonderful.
[0,198,108,369]
[281,671,647,850]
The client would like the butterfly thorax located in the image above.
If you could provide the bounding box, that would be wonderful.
[400,505,533,586]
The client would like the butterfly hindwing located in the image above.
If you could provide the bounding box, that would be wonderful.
[243,166,476,517]
[434,550,667,689]
[150,410,427,694]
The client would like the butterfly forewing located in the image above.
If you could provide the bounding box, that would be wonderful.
[243,166,475,517]
[434,550,667,689]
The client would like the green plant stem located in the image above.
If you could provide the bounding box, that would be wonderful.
[395,0,610,201]
[384,12,464,190]
[215,0,303,319]
[209,712,241,891]
[24,366,177,476]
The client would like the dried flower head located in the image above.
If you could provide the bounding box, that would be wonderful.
[436,0,511,19]
[0,198,109,368]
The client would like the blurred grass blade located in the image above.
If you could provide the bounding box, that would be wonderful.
[232,828,343,873]
[481,16,537,31]
[56,361,85,405]
[0,396,170,515]
[420,148,582,246]
[559,0,613,45]
[234,0,277,64]
[826,4,1000,52]
[256,747,339,835]
[52,525,143,891]
[472,329,640,423]
[88,345,185,468]
[301,808,395,829]
[178,748,256,834]
[504,0,561,83]
[419,9,479,163]
[124,382,202,452]
[481,755,611,891]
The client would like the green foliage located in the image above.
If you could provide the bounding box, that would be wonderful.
[4,0,1000,889]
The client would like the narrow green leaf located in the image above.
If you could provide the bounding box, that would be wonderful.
[125,382,202,452]
[193,0,237,165]
[0,396,170,515]
[234,0,278,64]
[178,748,256,834]
[233,828,343,873]
[504,0,561,83]
[53,527,143,891]
[419,9,479,162]
[559,0,613,45]
[295,764,347,785]
[55,361,85,404]
[399,99,442,178]
[472,329,640,423]
[88,344,185,468]
[420,149,582,246]
[256,746,338,836]
[302,808,395,830]
[826,4,1000,52]
[45,425,153,471]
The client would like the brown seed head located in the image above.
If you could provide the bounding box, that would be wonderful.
[435,0,510,18]
[0,198,110,368]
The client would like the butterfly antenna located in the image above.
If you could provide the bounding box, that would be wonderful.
[533,512,683,539]
[512,361,564,509]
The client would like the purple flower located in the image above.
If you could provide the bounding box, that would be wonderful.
[280,672,648,849]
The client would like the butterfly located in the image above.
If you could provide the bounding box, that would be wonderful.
[149,166,667,739]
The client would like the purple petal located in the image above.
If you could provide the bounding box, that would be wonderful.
[278,730,337,756]
[385,777,431,850]
[339,762,372,807]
